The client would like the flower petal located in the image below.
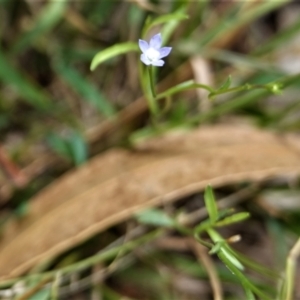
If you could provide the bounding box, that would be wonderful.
[140,54,151,65]
[152,59,164,67]
[139,39,149,53]
[158,47,172,59]
[150,33,162,50]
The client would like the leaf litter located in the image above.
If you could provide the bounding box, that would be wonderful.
[0,125,300,280]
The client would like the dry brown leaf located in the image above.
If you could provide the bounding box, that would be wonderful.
[0,125,300,280]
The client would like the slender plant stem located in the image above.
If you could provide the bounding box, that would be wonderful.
[281,238,300,300]
[148,67,156,95]
[147,66,158,115]
[0,229,163,289]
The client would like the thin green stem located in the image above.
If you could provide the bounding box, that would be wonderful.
[147,66,159,115]
[0,229,164,289]
[189,73,300,125]
[281,238,300,300]
[148,66,156,98]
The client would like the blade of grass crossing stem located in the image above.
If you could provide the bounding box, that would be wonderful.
[53,58,115,117]
[68,131,88,166]
[142,12,188,38]
[12,0,68,54]
[90,42,138,71]
[204,185,218,223]
[243,284,256,300]
[135,208,175,228]
[0,48,52,110]
[47,131,88,166]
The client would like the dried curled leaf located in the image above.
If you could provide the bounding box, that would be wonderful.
[0,125,300,279]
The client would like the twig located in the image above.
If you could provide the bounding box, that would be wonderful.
[188,238,223,300]
[282,238,300,300]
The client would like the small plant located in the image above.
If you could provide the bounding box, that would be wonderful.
[136,185,300,300]
[90,14,289,129]
[89,12,300,299]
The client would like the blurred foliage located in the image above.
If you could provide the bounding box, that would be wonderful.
[1,1,300,299]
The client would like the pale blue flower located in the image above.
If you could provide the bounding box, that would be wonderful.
[139,33,172,67]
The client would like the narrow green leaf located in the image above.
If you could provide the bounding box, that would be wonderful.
[0,49,52,110]
[215,212,250,227]
[13,0,67,53]
[47,133,70,158]
[208,228,244,270]
[29,288,51,300]
[209,241,224,254]
[143,13,189,37]
[221,247,244,271]
[53,58,115,117]
[148,13,189,28]
[90,42,138,71]
[243,284,256,300]
[68,131,88,166]
[135,208,175,228]
[208,229,272,300]
[218,249,272,300]
[204,185,218,223]
[218,75,232,91]
[47,131,88,166]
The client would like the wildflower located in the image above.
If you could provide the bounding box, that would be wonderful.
[139,33,172,67]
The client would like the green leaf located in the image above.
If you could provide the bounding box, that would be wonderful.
[47,131,88,166]
[47,132,70,158]
[68,131,88,166]
[243,284,256,300]
[90,42,138,71]
[207,228,244,270]
[215,212,250,227]
[218,75,232,91]
[135,208,175,227]
[209,240,224,254]
[204,185,218,223]
[53,58,115,117]
[220,247,244,271]
[28,288,51,300]
[13,0,68,53]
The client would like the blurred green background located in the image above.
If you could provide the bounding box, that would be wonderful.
[1,1,300,299]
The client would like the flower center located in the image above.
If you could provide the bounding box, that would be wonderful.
[146,47,160,62]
